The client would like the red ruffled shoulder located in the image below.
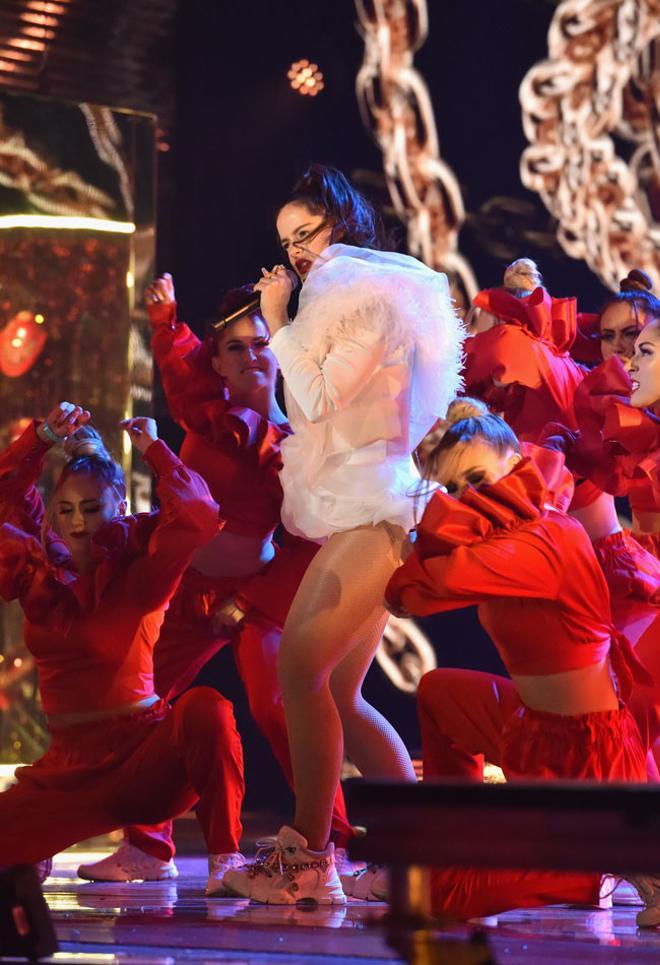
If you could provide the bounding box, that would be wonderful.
[574,357,660,484]
[572,312,602,365]
[568,357,660,505]
[201,402,289,469]
[472,285,577,351]
[415,452,562,556]
[63,513,162,607]
[464,324,544,392]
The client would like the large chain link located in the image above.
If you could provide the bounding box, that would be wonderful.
[520,0,660,291]
[355,0,478,306]
[0,106,116,218]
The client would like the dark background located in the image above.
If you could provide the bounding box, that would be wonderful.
[0,0,614,805]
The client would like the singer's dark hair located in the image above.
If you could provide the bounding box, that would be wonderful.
[283,163,385,250]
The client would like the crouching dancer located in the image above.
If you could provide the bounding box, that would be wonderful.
[386,400,660,925]
[0,402,244,878]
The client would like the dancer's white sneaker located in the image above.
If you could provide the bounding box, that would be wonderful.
[341,863,388,901]
[77,843,178,882]
[334,847,366,878]
[222,825,346,905]
[205,852,246,896]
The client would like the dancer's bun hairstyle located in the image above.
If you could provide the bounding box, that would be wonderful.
[619,269,653,294]
[57,424,126,502]
[503,258,543,297]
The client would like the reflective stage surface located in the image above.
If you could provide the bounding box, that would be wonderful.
[34,849,660,964]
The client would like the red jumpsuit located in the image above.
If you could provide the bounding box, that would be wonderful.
[129,303,350,861]
[464,286,660,646]
[385,454,652,919]
[0,423,245,864]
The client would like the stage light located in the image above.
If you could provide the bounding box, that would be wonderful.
[0,214,135,233]
[288,59,324,97]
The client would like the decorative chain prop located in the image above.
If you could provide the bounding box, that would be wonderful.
[355,0,478,306]
[520,0,660,291]
[0,106,116,218]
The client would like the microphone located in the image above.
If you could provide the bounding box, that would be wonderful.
[211,269,298,331]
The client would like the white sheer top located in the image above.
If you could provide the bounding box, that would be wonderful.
[270,244,464,540]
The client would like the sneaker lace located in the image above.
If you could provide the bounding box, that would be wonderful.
[246,836,332,881]
[247,836,285,879]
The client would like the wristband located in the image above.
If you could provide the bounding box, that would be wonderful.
[39,422,60,444]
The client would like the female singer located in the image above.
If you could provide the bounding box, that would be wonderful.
[385,399,659,924]
[0,403,244,875]
[79,276,353,892]
[222,163,463,904]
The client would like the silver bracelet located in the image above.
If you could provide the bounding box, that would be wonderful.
[39,422,59,444]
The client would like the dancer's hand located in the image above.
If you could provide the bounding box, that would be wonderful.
[145,273,175,306]
[120,417,158,455]
[253,265,296,333]
[211,595,248,630]
[37,402,91,444]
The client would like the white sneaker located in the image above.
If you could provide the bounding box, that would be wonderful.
[606,877,644,907]
[77,843,178,882]
[222,825,346,905]
[341,863,388,901]
[334,847,366,878]
[205,852,246,896]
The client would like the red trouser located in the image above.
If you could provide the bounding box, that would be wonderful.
[127,564,352,861]
[417,669,649,920]
[0,691,244,865]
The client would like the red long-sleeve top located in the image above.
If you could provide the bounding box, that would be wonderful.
[149,302,288,539]
[464,287,585,440]
[548,357,660,516]
[0,423,220,715]
[386,454,649,694]
[463,286,601,510]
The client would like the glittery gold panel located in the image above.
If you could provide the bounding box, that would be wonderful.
[0,91,156,762]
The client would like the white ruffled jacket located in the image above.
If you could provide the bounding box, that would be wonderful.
[269,244,464,540]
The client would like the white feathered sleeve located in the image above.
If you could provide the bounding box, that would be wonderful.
[269,300,389,424]
[273,245,465,442]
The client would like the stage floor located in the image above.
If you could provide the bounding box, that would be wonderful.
[35,848,660,964]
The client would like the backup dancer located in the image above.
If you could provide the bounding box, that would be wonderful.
[385,400,660,924]
[573,269,659,369]
[0,403,244,875]
[547,315,660,694]
[464,260,660,648]
[222,163,463,905]
[79,275,353,891]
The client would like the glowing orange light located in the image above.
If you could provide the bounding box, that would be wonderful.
[34,313,44,324]
[288,59,324,97]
